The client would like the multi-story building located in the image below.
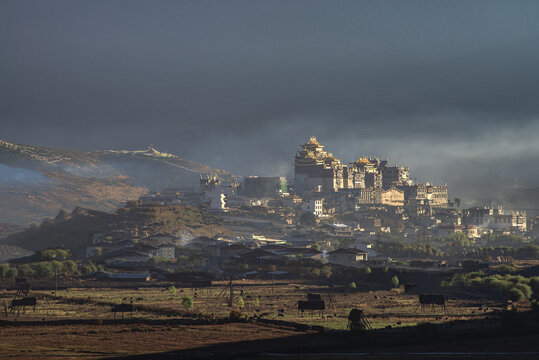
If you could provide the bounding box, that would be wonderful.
[293,137,446,209]
[462,206,527,232]
[398,183,448,208]
[242,176,288,197]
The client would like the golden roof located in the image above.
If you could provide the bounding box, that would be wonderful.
[355,157,372,164]
[305,136,321,146]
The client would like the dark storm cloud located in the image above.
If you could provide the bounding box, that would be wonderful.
[1,0,539,205]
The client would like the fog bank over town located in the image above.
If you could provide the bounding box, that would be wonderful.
[2,1,539,208]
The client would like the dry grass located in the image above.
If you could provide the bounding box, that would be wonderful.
[0,280,504,329]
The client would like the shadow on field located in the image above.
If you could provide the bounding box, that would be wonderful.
[112,315,539,360]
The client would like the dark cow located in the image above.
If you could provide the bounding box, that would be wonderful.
[10,297,37,313]
[403,283,417,294]
[298,300,325,311]
[419,294,447,313]
[111,304,135,318]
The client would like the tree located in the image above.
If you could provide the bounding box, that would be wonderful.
[81,263,98,275]
[382,266,389,273]
[181,296,194,310]
[391,276,399,288]
[168,286,177,295]
[254,298,260,308]
[349,281,357,290]
[33,262,54,278]
[18,264,35,277]
[299,212,317,226]
[364,266,372,275]
[454,198,461,208]
[62,260,78,274]
[50,260,63,274]
[0,264,8,278]
[5,267,18,279]
[311,243,321,251]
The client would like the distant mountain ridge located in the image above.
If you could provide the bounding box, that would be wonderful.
[0,140,233,226]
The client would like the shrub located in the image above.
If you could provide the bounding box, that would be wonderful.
[495,264,516,274]
[513,283,533,300]
[236,296,244,309]
[229,310,242,321]
[509,288,526,302]
[81,263,98,275]
[62,260,79,274]
[0,264,8,278]
[168,286,177,295]
[382,266,389,273]
[349,282,357,289]
[5,267,18,279]
[364,266,372,275]
[254,298,260,308]
[181,296,194,310]
[18,264,35,278]
[391,276,399,288]
[530,276,539,295]
[32,262,54,278]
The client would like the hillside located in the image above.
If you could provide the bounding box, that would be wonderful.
[0,140,233,225]
[1,205,227,255]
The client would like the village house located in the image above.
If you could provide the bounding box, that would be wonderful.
[328,248,368,266]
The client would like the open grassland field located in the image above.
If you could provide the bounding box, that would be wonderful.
[0,280,506,330]
[0,322,310,359]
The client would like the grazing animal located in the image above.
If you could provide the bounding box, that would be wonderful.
[10,297,37,313]
[298,300,325,311]
[418,294,447,313]
[404,283,417,294]
[111,304,135,318]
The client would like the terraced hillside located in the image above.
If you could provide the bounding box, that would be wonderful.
[0,140,233,225]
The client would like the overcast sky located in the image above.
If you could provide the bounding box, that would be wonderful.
[1,0,539,205]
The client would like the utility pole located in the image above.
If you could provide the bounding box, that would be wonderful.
[228,278,233,307]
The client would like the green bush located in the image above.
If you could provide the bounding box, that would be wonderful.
[18,264,36,278]
[443,271,535,301]
[391,276,399,288]
[530,276,539,295]
[62,260,79,274]
[364,266,372,275]
[349,281,357,289]
[509,288,526,302]
[0,264,8,278]
[5,267,18,279]
[181,296,194,310]
[236,296,244,309]
[33,262,54,278]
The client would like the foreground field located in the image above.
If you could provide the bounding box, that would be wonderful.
[1,280,506,330]
[0,280,522,359]
[0,322,310,359]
